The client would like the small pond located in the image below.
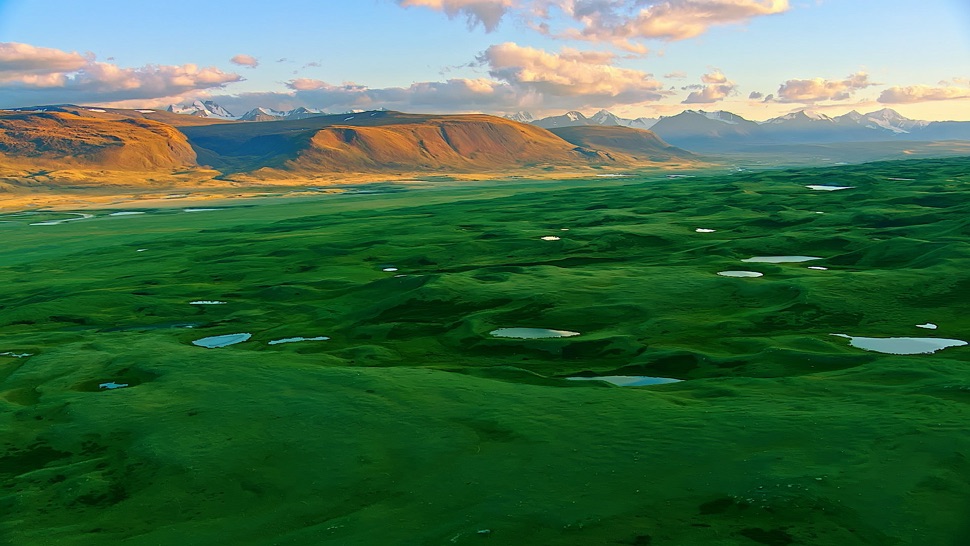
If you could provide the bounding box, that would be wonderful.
[192,333,252,348]
[567,376,683,387]
[717,271,763,278]
[490,328,580,339]
[806,185,854,191]
[742,256,822,263]
[268,336,331,345]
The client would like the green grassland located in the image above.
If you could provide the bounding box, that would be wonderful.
[1,157,969,545]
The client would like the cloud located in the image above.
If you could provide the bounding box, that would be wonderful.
[776,71,875,103]
[204,43,671,115]
[682,70,737,103]
[878,84,970,104]
[537,0,791,51]
[275,77,521,111]
[394,1,791,49]
[478,42,668,106]
[396,0,514,31]
[0,42,241,108]
[748,91,764,99]
[701,70,728,84]
[664,71,687,79]
[0,42,87,79]
[230,54,259,68]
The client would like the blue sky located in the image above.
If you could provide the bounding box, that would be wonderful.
[1,0,968,120]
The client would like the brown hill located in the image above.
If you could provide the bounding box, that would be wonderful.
[549,125,694,163]
[0,111,198,170]
[7,104,235,127]
[178,111,626,177]
[0,108,700,195]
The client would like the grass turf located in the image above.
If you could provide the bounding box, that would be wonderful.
[1,157,969,545]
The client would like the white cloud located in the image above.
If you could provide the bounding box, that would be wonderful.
[535,0,791,51]
[276,77,522,112]
[0,42,87,81]
[701,70,728,84]
[878,84,970,104]
[204,43,670,116]
[393,1,791,50]
[0,42,241,108]
[230,54,259,68]
[479,42,668,106]
[396,0,514,31]
[682,70,736,103]
[776,72,875,103]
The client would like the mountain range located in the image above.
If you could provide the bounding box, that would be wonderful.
[161,99,970,150]
[0,105,696,188]
[514,108,970,151]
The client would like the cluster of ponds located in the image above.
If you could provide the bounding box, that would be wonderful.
[7,179,968,390]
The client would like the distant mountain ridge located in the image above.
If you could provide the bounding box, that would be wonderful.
[527,109,658,130]
[499,107,969,149]
[0,107,696,184]
[647,108,970,150]
[160,102,968,148]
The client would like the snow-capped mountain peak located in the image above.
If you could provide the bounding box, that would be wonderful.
[700,110,740,125]
[505,111,535,123]
[590,109,624,126]
[167,100,235,119]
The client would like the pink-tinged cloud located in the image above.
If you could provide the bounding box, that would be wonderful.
[0,42,87,79]
[878,84,970,104]
[207,43,669,115]
[664,71,687,79]
[479,42,668,105]
[776,72,875,103]
[682,70,736,103]
[275,77,521,112]
[396,0,513,31]
[0,42,242,108]
[543,0,790,51]
[701,70,728,84]
[230,54,259,68]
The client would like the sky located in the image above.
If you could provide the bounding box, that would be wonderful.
[1,0,969,121]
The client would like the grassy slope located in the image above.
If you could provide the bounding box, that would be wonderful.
[1,157,969,545]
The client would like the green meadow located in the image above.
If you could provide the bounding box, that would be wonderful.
[1,157,969,545]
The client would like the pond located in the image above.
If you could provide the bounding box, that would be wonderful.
[831,334,967,355]
[806,185,854,191]
[490,328,580,339]
[567,376,682,387]
[742,256,822,263]
[717,271,763,278]
[268,336,331,345]
[192,333,252,348]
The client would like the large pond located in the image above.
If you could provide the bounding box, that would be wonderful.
[831,334,967,355]
[567,376,682,387]
[490,328,580,339]
[192,333,252,348]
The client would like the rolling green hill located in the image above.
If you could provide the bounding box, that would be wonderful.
[1,156,968,545]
